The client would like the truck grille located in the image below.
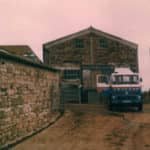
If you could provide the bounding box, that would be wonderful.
[117,96,137,100]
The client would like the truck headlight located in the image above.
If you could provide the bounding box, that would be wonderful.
[117,88,120,91]
[112,96,116,99]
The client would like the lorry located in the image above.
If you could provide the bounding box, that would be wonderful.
[96,67,143,111]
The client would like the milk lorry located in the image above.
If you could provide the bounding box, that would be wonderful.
[96,67,143,111]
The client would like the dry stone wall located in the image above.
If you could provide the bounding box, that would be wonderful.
[0,53,60,148]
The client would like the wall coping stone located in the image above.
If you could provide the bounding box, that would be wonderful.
[0,51,60,73]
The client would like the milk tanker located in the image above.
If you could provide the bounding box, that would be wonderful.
[96,67,143,111]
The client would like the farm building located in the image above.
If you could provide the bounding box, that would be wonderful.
[43,26,138,104]
[0,45,41,63]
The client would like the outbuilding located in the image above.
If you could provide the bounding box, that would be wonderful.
[43,26,138,104]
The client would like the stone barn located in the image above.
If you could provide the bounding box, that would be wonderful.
[43,26,138,104]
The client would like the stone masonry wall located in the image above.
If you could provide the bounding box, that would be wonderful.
[44,33,138,72]
[0,53,60,148]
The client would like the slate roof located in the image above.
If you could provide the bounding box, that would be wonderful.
[0,45,41,63]
[44,26,138,49]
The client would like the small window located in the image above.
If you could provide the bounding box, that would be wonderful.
[99,38,108,48]
[98,75,108,83]
[64,70,80,79]
[132,75,138,83]
[75,39,84,48]
[123,76,130,82]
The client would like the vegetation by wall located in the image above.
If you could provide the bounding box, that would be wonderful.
[143,90,150,103]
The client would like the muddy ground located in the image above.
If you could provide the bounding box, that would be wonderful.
[14,104,150,150]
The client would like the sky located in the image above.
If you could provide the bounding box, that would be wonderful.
[0,0,150,91]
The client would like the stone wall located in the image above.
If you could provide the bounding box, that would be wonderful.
[0,52,60,148]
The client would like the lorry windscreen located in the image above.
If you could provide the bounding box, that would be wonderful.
[111,75,139,84]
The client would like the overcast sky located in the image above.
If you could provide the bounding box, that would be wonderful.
[0,0,150,90]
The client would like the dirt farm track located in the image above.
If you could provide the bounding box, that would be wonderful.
[14,104,150,150]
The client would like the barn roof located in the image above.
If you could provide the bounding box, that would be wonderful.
[0,45,41,63]
[44,26,138,49]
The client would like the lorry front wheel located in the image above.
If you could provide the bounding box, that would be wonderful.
[108,104,112,111]
[138,104,143,111]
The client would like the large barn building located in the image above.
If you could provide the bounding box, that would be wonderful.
[43,26,138,104]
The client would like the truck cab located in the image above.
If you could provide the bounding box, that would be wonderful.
[96,67,143,111]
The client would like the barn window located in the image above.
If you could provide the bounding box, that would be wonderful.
[99,38,108,48]
[75,39,84,48]
[98,75,108,83]
[64,70,80,79]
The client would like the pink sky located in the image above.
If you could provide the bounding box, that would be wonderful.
[0,0,150,90]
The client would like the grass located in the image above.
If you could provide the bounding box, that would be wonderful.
[108,111,124,117]
[144,144,150,147]
[104,136,112,141]
[104,130,128,148]
[72,111,85,128]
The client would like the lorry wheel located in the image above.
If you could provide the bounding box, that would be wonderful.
[108,104,112,111]
[138,104,143,111]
